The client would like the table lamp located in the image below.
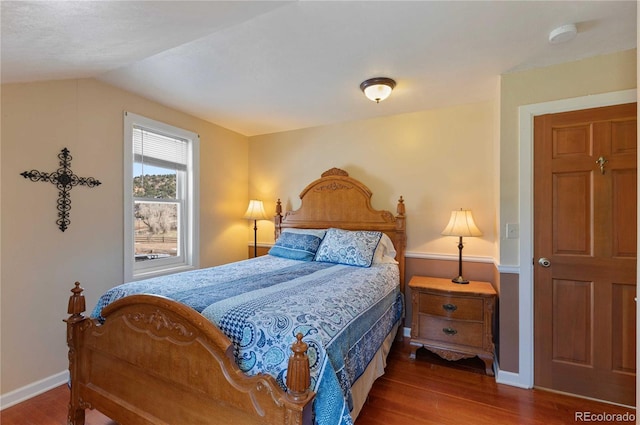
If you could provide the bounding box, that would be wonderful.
[244,199,267,257]
[441,209,482,284]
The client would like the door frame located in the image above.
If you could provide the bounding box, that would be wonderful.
[512,88,637,389]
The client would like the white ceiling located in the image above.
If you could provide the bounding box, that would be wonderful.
[2,1,637,136]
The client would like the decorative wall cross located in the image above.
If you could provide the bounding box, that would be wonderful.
[20,148,102,232]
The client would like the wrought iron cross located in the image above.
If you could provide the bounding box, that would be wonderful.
[20,148,102,232]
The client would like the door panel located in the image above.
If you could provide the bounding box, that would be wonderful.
[553,125,592,157]
[612,169,637,257]
[533,102,637,406]
[611,120,637,154]
[553,172,591,255]
[551,279,592,365]
[612,282,636,373]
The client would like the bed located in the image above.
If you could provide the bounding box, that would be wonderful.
[65,167,406,425]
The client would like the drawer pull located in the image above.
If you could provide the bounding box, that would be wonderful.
[442,327,458,336]
[442,303,458,312]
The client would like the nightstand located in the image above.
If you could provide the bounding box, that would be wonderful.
[408,275,497,376]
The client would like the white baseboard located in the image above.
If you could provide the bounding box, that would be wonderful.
[495,368,532,389]
[0,370,69,410]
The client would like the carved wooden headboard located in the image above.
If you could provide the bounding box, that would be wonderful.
[274,167,406,290]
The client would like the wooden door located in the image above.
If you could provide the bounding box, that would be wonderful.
[533,103,637,406]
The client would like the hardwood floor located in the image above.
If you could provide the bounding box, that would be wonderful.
[0,384,115,425]
[2,340,635,425]
[358,341,635,425]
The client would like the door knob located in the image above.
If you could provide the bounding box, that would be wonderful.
[538,257,551,268]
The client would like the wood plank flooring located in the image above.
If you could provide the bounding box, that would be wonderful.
[2,340,635,425]
[358,341,635,425]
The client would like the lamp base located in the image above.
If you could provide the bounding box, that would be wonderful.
[451,276,469,284]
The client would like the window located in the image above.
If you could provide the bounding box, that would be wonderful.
[124,112,199,280]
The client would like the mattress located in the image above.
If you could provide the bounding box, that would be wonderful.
[91,255,403,425]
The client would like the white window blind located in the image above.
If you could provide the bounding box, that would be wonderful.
[133,125,188,171]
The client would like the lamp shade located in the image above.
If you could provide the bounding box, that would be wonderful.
[360,77,396,103]
[441,209,482,237]
[243,200,267,220]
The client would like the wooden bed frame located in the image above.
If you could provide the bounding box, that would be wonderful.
[65,167,406,425]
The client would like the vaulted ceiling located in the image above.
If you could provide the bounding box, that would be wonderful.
[2,1,636,136]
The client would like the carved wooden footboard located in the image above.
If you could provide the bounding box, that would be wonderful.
[65,283,314,425]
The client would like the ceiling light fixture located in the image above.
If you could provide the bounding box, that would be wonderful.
[548,24,577,44]
[360,77,396,103]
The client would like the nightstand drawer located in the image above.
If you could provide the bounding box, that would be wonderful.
[418,316,484,347]
[419,293,483,320]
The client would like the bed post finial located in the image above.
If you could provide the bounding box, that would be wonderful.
[276,198,282,216]
[67,282,86,321]
[395,197,407,295]
[286,333,311,402]
[397,196,405,216]
[274,198,283,241]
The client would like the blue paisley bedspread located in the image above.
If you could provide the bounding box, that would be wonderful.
[90,255,403,425]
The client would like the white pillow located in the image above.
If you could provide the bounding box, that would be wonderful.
[373,233,398,264]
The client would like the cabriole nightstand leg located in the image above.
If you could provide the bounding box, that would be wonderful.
[409,342,422,360]
[479,354,495,376]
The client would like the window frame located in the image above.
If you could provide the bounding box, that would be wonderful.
[124,112,199,281]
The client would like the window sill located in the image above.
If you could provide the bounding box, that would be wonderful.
[131,264,197,281]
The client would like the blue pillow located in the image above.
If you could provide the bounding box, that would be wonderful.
[314,228,382,267]
[268,231,323,261]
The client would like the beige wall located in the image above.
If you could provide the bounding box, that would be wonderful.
[248,101,498,262]
[0,78,249,395]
